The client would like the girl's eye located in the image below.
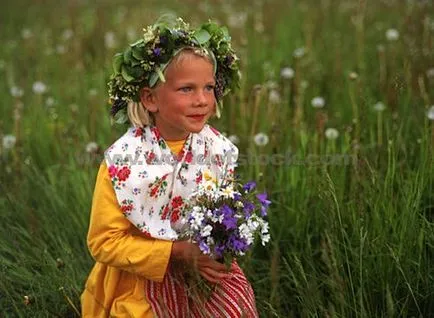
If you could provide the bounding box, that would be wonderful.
[205,85,215,91]
[179,87,192,92]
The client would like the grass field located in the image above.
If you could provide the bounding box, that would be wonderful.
[1,0,434,316]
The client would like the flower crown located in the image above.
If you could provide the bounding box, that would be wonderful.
[108,16,241,124]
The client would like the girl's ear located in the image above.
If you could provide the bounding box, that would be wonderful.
[139,87,158,113]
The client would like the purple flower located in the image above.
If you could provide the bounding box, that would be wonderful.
[214,244,225,258]
[199,240,210,254]
[229,235,248,253]
[257,192,271,216]
[243,181,256,192]
[220,204,234,218]
[222,215,237,230]
[233,193,241,201]
[243,201,255,217]
[153,47,162,57]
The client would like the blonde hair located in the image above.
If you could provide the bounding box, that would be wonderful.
[127,47,215,128]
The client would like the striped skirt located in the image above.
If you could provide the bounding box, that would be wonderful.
[145,261,258,317]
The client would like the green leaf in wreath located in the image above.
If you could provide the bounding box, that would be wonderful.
[121,65,135,82]
[112,53,123,75]
[193,28,211,45]
[123,47,133,64]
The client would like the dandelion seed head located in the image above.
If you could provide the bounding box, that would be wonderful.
[325,128,339,140]
[105,32,117,49]
[2,135,16,150]
[45,97,55,107]
[268,89,281,104]
[254,133,269,147]
[56,45,66,54]
[373,102,386,112]
[427,105,434,120]
[426,67,434,79]
[21,28,32,39]
[311,96,325,108]
[280,67,294,79]
[293,47,306,58]
[62,29,74,41]
[10,86,24,98]
[349,72,358,80]
[386,28,399,41]
[32,81,47,95]
[86,142,99,154]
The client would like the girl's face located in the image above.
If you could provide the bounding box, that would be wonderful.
[142,53,216,141]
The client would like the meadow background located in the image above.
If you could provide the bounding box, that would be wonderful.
[1,0,434,316]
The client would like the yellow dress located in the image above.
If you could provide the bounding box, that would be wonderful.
[81,139,185,317]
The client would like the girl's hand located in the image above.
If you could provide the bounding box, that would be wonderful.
[171,241,232,284]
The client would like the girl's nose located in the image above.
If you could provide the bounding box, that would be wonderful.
[194,91,208,107]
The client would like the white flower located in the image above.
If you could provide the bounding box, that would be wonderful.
[2,135,16,150]
[143,26,155,43]
[190,209,205,230]
[86,142,99,154]
[427,106,434,120]
[293,47,306,58]
[10,86,24,98]
[238,223,254,245]
[32,81,47,94]
[104,32,117,49]
[311,96,325,108]
[62,29,74,41]
[386,28,399,41]
[200,225,213,237]
[261,233,271,246]
[268,89,281,104]
[228,135,239,144]
[235,201,244,208]
[325,128,339,140]
[373,102,386,112]
[280,67,294,79]
[222,186,235,199]
[21,28,32,39]
[254,133,269,147]
[426,68,434,79]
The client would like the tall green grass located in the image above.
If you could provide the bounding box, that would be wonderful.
[1,0,433,316]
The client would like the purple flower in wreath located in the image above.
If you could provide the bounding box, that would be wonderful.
[242,181,256,192]
[256,192,271,216]
[153,47,162,57]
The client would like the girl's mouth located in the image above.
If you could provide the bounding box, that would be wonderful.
[188,115,205,121]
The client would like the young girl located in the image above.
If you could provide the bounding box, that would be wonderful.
[81,17,258,317]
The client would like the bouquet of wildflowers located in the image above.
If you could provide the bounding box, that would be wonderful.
[179,175,271,268]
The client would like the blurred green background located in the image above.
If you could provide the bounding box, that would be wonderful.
[1,0,434,317]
